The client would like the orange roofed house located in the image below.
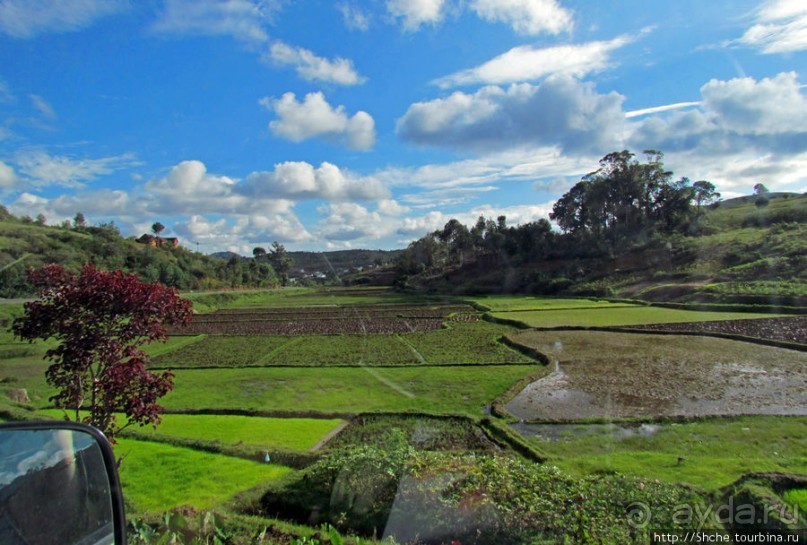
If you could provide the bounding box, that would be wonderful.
[136,234,179,248]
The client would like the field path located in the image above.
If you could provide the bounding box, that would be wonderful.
[309,420,350,452]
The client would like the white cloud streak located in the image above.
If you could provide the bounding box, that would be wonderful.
[267,41,366,85]
[739,0,807,53]
[434,34,634,88]
[338,2,371,31]
[625,102,701,119]
[29,94,56,120]
[0,0,125,39]
[151,0,278,43]
[14,150,138,188]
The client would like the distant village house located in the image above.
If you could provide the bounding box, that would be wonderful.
[136,234,179,248]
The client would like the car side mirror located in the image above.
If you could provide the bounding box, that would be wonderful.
[0,421,127,545]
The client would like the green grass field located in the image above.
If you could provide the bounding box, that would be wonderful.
[783,488,807,513]
[146,414,344,451]
[115,438,291,512]
[268,334,419,366]
[403,321,535,364]
[470,296,637,312]
[493,306,777,328]
[525,417,807,491]
[4,288,805,540]
[34,410,343,452]
[143,335,207,359]
[163,365,541,415]
[151,335,296,368]
[150,321,534,368]
[184,286,432,312]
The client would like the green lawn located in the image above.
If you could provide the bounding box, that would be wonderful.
[164,365,540,415]
[494,306,777,328]
[115,438,291,512]
[524,416,807,491]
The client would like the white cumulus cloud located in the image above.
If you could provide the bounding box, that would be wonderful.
[398,77,626,153]
[0,161,19,189]
[469,0,572,35]
[626,71,807,191]
[0,0,125,39]
[317,202,399,242]
[387,0,446,31]
[267,41,366,85]
[241,161,389,201]
[261,92,375,150]
[701,72,807,134]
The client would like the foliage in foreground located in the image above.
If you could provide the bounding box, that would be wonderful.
[260,428,709,544]
[129,512,369,545]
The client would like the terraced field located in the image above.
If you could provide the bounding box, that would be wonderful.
[168,303,479,335]
[3,287,804,542]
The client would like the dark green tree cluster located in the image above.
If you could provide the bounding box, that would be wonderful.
[253,241,292,286]
[396,213,553,275]
[550,150,717,242]
[396,150,718,278]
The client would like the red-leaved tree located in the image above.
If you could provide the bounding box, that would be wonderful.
[12,264,192,441]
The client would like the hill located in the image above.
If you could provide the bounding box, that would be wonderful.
[398,192,807,308]
[0,209,403,296]
[0,212,280,296]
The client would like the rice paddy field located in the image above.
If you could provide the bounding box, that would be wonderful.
[2,287,805,541]
[490,304,778,328]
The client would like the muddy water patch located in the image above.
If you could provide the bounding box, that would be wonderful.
[511,422,663,441]
[504,331,807,421]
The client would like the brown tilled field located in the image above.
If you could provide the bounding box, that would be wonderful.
[623,315,807,345]
[168,304,479,335]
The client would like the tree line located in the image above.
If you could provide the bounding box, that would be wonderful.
[395,150,721,277]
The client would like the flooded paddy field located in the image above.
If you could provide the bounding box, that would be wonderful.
[505,330,807,421]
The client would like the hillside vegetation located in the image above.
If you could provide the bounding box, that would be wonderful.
[0,209,286,295]
[394,152,806,307]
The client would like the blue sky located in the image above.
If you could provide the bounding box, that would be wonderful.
[1,0,806,254]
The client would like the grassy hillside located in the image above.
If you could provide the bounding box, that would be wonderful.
[408,193,807,307]
[596,193,806,305]
[0,212,279,295]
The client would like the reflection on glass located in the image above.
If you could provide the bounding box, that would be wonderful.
[0,429,114,545]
